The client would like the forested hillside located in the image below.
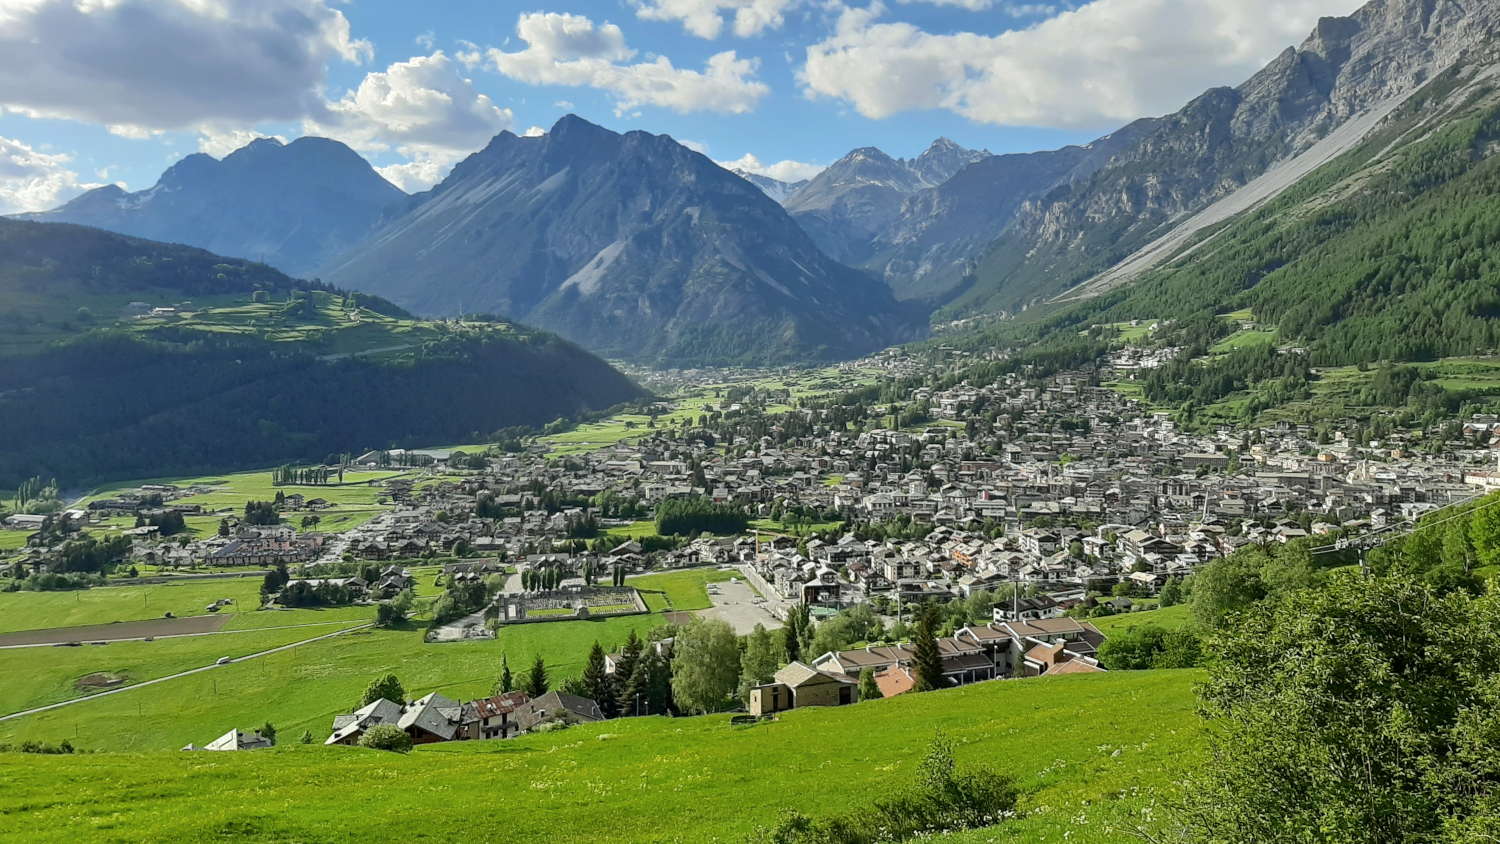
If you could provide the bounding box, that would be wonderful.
[0,219,645,487]
[938,57,1500,420]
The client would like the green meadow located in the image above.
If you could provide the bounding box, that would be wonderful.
[0,669,1202,843]
[0,578,264,634]
[630,568,738,612]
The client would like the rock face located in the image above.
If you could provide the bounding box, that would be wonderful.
[321,115,921,367]
[784,139,988,265]
[731,170,809,204]
[17,138,405,278]
[952,0,1500,314]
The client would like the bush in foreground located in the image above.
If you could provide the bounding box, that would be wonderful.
[757,734,1018,842]
[359,725,412,753]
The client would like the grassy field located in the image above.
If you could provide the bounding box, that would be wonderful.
[0,669,1202,842]
[630,568,737,612]
[0,578,265,634]
[0,611,672,752]
[0,624,350,718]
[605,520,660,539]
[1208,328,1277,354]
[1092,603,1194,635]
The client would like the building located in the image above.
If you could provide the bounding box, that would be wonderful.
[748,661,858,716]
[183,729,274,751]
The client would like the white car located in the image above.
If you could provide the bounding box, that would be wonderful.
[215,657,232,665]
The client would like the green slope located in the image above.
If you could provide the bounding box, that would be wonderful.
[940,59,1500,419]
[0,219,645,487]
[0,669,1201,843]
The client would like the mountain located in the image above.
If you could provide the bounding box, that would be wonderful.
[0,218,644,486]
[731,170,809,204]
[784,139,989,266]
[321,115,920,367]
[17,137,406,278]
[948,0,1500,315]
[865,123,1158,304]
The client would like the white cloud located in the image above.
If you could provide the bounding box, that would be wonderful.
[489,12,768,116]
[802,0,1365,129]
[0,136,99,214]
[196,128,290,158]
[895,0,995,8]
[523,126,547,137]
[630,0,802,39]
[717,152,824,182]
[0,0,371,132]
[307,51,515,191]
[416,30,436,50]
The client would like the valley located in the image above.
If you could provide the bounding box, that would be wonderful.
[6,0,1500,840]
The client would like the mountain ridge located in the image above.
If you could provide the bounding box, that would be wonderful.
[321,114,922,367]
[16,137,407,278]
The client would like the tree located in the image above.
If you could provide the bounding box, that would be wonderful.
[1158,575,1184,607]
[524,655,549,698]
[359,724,412,753]
[613,631,644,713]
[1181,574,1500,841]
[259,722,277,746]
[671,618,740,714]
[911,603,946,692]
[737,623,782,703]
[374,602,406,627]
[361,674,405,708]
[782,622,801,664]
[858,667,882,701]
[582,641,616,717]
[497,654,514,695]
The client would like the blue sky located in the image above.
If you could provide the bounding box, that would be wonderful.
[0,0,1365,211]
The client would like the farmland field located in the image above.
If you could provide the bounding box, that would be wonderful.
[0,669,1202,843]
[0,612,669,752]
[0,578,265,634]
[0,624,353,718]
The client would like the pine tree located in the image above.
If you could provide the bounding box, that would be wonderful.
[524,655,549,698]
[497,654,514,694]
[783,622,801,663]
[613,631,644,711]
[619,648,651,717]
[911,604,946,692]
[582,640,616,717]
[858,667,883,701]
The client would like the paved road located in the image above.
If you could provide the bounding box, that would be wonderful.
[0,623,372,723]
[737,564,791,621]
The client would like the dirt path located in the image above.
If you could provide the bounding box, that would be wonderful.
[0,623,372,723]
[0,614,230,647]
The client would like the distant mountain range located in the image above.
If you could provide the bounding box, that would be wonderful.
[15,0,1500,373]
[318,115,921,367]
[783,138,989,267]
[18,137,406,278]
[732,170,809,204]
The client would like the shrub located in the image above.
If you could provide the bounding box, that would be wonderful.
[359,725,412,753]
[755,734,1018,842]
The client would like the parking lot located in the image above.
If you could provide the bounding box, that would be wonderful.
[699,579,783,635]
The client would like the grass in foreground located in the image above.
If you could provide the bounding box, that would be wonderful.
[1091,603,1194,635]
[0,669,1201,843]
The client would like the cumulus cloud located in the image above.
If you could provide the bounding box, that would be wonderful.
[630,0,802,39]
[802,0,1364,129]
[0,136,99,214]
[718,152,824,182]
[197,129,289,158]
[307,51,515,191]
[489,12,768,115]
[0,0,371,132]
